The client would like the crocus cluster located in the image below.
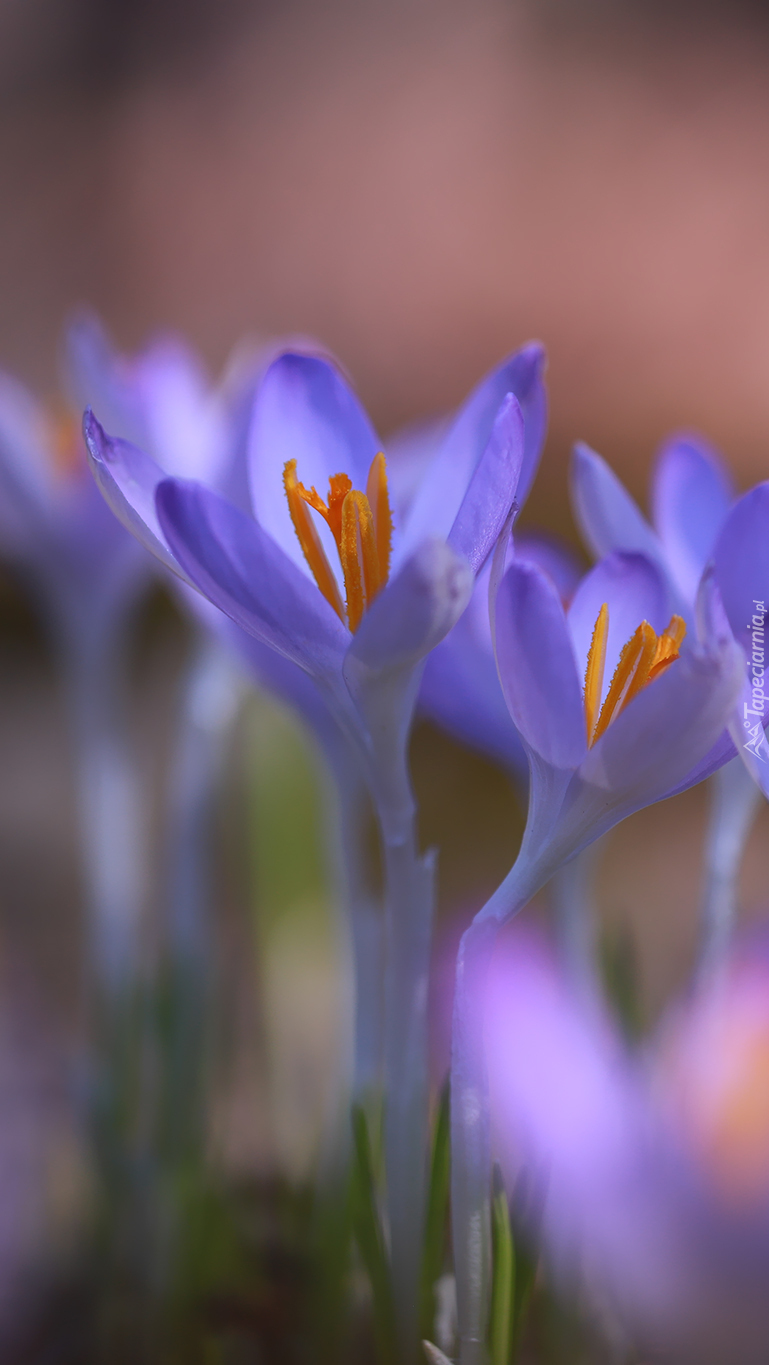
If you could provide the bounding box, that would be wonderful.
[3,310,764,1364]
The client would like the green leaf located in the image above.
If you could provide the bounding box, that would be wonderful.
[420,1081,451,1340]
[350,1104,398,1365]
[489,1163,516,1365]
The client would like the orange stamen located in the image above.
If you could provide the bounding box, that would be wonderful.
[592,620,657,743]
[584,602,609,745]
[584,606,687,746]
[283,459,345,622]
[648,614,686,681]
[366,452,393,586]
[283,452,393,632]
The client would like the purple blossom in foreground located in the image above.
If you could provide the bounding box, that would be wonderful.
[487,931,769,1365]
[85,342,539,1359]
[84,345,536,822]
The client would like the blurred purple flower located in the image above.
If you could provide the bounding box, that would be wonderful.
[0,364,148,652]
[571,433,734,614]
[488,931,769,1364]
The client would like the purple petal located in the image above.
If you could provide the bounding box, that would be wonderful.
[399,344,546,560]
[514,528,583,604]
[697,564,769,797]
[345,538,473,674]
[248,351,381,581]
[579,635,743,807]
[712,481,769,656]
[131,338,225,483]
[447,393,525,574]
[567,552,671,687]
[652,434,733,605]
[65,312,147,448]
[661,729,736,799]
[494,558,586,769]
[420,622,529,782]
[83,409,189,582]
[571,442,662,566]
[156,477,349,678]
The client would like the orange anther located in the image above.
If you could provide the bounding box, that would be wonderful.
[366,452,393,586]
[649,614,686,680]
[284,452,393,632]
[584,602,609,745]
[283,460,345,622]
[592,620,657,744]
[584,606,687,746]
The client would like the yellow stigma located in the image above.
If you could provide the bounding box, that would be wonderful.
[583,604,686,746]
[283,451,393,631]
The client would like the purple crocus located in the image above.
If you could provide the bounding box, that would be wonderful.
[487,930,769,1364]
[0,350,151,994]
[85,343,535,1359]
[571,437,769,974]
[450,542,744,1365]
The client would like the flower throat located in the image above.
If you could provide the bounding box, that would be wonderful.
[283,452,393,632]
[584,603,686,746]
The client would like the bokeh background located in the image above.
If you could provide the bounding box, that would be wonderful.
[2,0,769,1355]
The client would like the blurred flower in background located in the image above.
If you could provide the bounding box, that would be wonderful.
[488,929,769,1364]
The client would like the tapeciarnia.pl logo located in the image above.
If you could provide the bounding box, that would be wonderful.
[743,599,769,761]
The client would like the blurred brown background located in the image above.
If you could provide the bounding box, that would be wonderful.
[1,0,769,1249]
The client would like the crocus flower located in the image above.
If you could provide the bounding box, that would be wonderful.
[450,543,744,1365]
[571,437,768,973]
[85,343,535,1359]
[487,930,769,1365]
[0,352,151,993]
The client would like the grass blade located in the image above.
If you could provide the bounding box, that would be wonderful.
[490,1163,516,1365]
[350,1104,398,1365]
[420,1081,451,1340]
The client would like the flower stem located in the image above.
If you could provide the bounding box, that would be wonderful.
[450,858,545,1365]
[549,843,600,999]
[380,823,436,1364]
[697,756,761,986]
[62,624,145,1005]
[159,635,243,1162]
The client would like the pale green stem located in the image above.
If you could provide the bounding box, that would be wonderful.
[451,856,548,1365]
[697,756,761,986]
[549,843,600,1000]
[381,826,435,1362]
[160,636,243,1161]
